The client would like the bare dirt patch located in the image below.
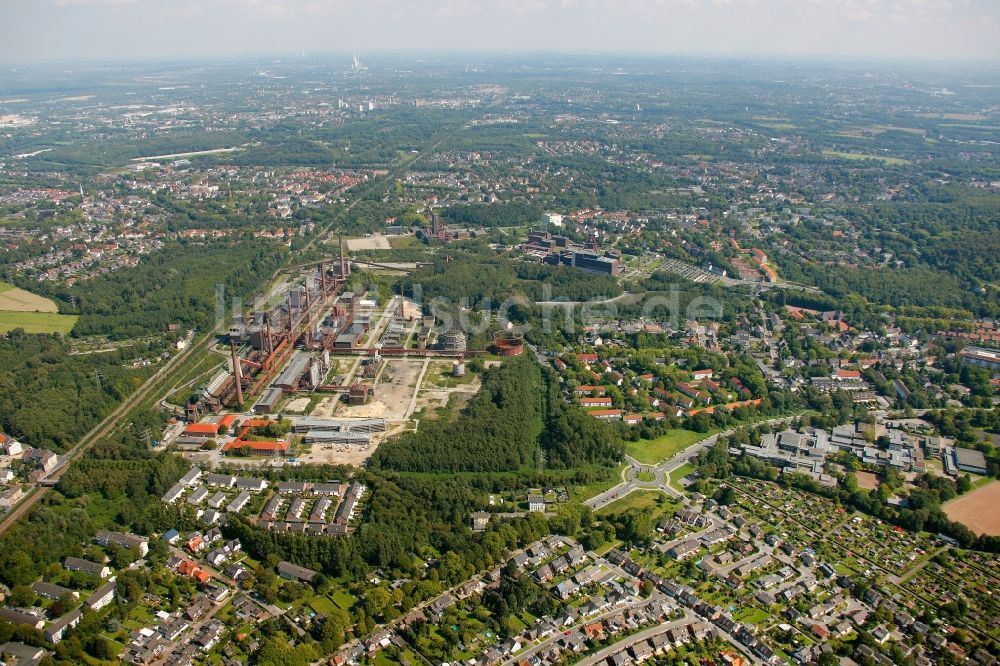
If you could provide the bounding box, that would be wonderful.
[284,397,311,413]
[855,471,880,491]
[336,359,424,421]
[944,480,1000,536]
[413,363,480,418]
[345,234,391,251]
[297,441,377,467]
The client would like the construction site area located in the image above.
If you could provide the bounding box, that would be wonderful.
[161,238,504,468]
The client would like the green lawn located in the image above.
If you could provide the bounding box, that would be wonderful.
[309,594,338,615]
[388,235,421,249]
[330,589,357,611]
[506,615,527,633]
[596,490,677,518]
[669,463,695,492]
[735,607,771,624]
[592,539,620,557]
[625,428,717,464]
[636,470,656,483]
[0,310,78,334]
[568,462,629,503]
[822,150,910,165]
[970,475,994,490]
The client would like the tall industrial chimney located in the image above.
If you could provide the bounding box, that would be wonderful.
[230,338,244,409]
[264,314,273,355]
[339,235,348,278]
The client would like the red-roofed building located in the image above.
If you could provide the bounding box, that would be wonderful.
[184,422,220,438]
[580,396,613,408]
[218,414,238,434]
[677,382,711,405]
[221,440,289,456]
[576,353,598,363]
[835,370,861,380]
[588,409,623,420]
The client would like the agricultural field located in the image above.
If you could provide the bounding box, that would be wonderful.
[0,281,59,311]
[943,479,1000,536]
[0,310,78,334]
[0,281,78,333]
[821,150,911,165]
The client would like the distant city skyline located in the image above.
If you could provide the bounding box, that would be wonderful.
[2,0,999,65]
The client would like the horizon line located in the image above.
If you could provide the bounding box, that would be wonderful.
[2,48,1000,70]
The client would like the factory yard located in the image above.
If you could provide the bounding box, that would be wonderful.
[283,397,311,413]
[300,359,479,465]
[337,359,426,421]
[413,363,481,418]
[943,479,1000,536]
[296,441,378,467]
[344,234,392,250]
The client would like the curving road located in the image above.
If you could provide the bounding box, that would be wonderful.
[585,416,803,512]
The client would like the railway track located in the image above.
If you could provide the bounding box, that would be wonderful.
[0,329,215,536]
[0,101,497,538]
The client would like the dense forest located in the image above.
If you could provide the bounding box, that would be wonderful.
[778,262,982,313]
[0,331,151,451]
[71,240,287,339]
[372,355,624,473]
[371,355,543,472]
[400,254,621,308]
[8,240,288,339]
[440,202,543,228]
[540,366,626,469]
[776,185,1000,317]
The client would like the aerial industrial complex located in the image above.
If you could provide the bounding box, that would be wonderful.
[165,238,497,468]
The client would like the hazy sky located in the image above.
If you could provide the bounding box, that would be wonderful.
[2,0,998,64]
